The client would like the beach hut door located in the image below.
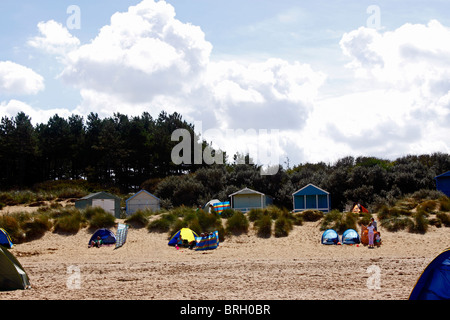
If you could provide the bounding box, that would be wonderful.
[92,199,115,215]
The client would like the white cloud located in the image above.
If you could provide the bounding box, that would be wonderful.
[22,0,450,165]
[0,99,74,124]
[0,61,45,95]
[28,20,80,56]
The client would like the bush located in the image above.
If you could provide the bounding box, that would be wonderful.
[409,211,429,234]
[148,212,178,233]
[417,200,438,214]
[439,197,450,212]
[254,214,272,238]
[381,216,413,232]
[54,211,85,234]
[301,210,324,222]
[248,208,263,222]
[320,210,357,233]
[88,210,116,230]
[220,208,235,219]
[23,215,52,240]
[125,210,149,228]
[226,211,249,235]
[0,214,25,243]
[436,212,450,227]
[274,216,293,238]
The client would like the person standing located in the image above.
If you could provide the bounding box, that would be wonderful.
[367,222,375,249]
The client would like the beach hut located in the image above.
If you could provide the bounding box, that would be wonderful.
[125,190,160,215]
[75,192,122,218]
[292,184,330,213]
[228,187,273,213]
[435,171,450,197]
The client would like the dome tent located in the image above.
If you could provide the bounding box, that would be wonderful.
[0,228,13,249]
[342,229,360,244]
[409,248,450,300]
[168,228,198,247]
[321,229,339,245]
[88,228,116,246]
[0,246,30,291]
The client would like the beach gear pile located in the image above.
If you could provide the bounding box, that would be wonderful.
[168,228,220,251]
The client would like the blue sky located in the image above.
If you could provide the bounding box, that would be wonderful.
[1,0,450,166]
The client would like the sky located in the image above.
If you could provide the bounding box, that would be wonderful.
[1,0,450,168]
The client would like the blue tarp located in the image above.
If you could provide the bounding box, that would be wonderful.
[195,231,219,251]
[410,248,450,300]
[321,229,339,245]
[88,228,116,246]
[342,229,360,244]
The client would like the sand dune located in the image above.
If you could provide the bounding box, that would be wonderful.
[1,218,449,300]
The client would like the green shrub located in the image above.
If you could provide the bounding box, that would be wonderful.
[148,213,177,233]
[88,210,116,230]
[320,210,357,233]
[248,208,263,222]
[0,214,25,243]
[417,200,437,214]
[301,210,324,222]
[125,210,149,228]
[54,211,85,233]
[409,211,429,234]
[255,214,272,238]
[23,215,52,240]
[220,208,235,219]
[381,216,413,232]
[439,197,450,212]
[225,211,249,235]
[274,216,292,238]
[436,212,450,227]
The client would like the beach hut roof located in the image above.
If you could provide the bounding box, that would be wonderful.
[228,187,264,197]
[292,183,329,196]
[126,190,160,203]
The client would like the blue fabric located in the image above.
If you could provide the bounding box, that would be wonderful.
[342,229,360,244]
[321,229,339,245]
[410,249,450,300]
[0,228,13,249]
[88,229,116,245]
[195,231,219,251]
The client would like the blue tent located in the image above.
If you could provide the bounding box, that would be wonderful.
[342,229,360,244]
[0,228,13,249]
[88,228,116,246]
[409,248,450,300]
[321,229,339,245]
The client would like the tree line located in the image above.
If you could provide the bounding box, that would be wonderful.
[1,112,449,211]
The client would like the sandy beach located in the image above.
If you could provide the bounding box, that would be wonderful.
[1,214,449,301]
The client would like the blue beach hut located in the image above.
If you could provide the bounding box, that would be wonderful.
[435,171,450,197]
[292,184,330,213]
